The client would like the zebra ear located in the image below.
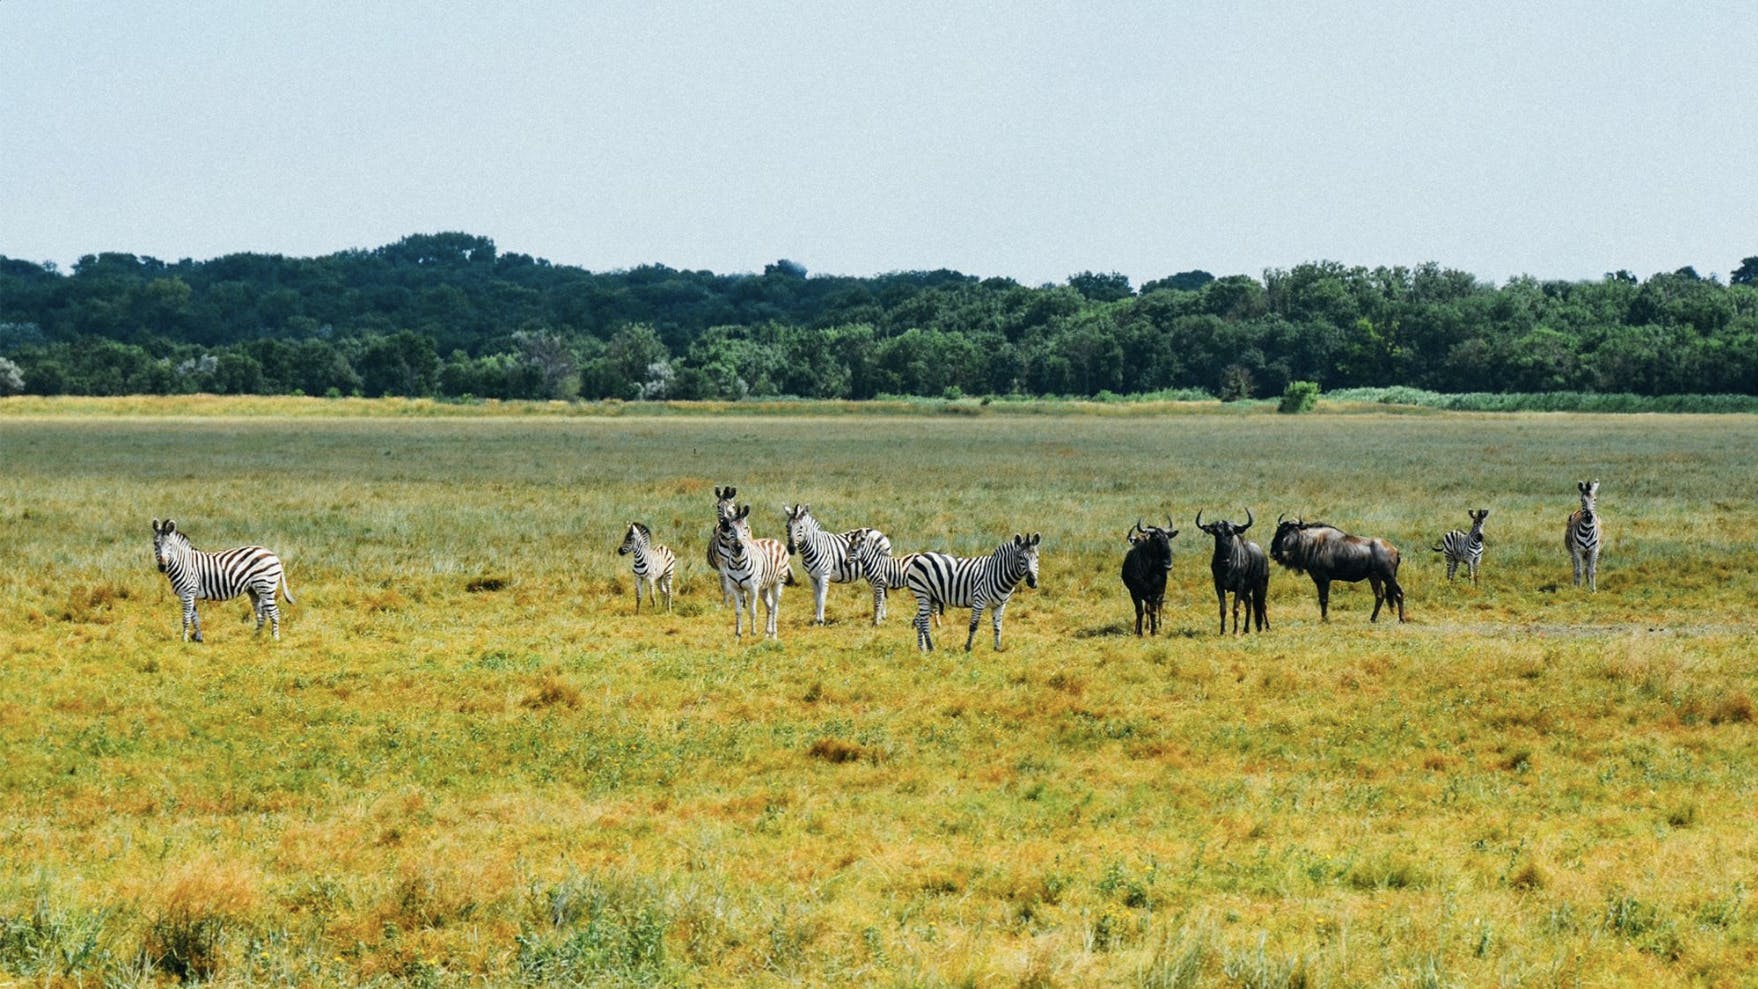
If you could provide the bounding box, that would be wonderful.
[164,519,176,533]
[151,518,161,533]
[1030,532,1041,546]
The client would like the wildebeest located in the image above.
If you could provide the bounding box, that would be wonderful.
[1270,515,1406,622]
[1121,517,1178,636]
[1194,509,1268,634]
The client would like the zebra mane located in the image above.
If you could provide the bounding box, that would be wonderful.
[629,521,652,539]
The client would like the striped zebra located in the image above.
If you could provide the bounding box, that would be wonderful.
[617,521,676,613]
[782,503,875,625]
[853,529,942,627]
[717,504,793,640]
[707,486,739,607]
[150,518,295,642]
[904,532,1041,652]
[1566,479,1601,591]
[1433,508,1490,585]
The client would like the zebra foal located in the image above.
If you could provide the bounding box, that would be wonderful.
[853,529,941,627]
[617,522,676,613]
[1433,508,1489,585]
[151,518,295,642]
[1566,480,1601,591]
[904,533,1041,652]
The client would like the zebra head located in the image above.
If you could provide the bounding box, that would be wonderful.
[617,522,650,556]
[1577,480,1598,516]
[1010,532,1042,589]
[782,503,825,555]
[719,503,753,543]
[713,486,738,523]
[1468,508,1490,543]
[150,518,185,573]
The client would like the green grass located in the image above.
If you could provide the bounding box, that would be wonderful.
[2,398,1756,986]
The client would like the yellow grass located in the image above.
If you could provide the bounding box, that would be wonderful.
[2,397,1756,986]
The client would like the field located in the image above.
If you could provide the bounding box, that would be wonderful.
[3,400,1757,987]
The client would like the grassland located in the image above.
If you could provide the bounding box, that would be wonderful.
[3,399,1756,987]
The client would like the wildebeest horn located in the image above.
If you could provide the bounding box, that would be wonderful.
[1241,507,1254,531]
[1277,512,1286,525]
[1194,509,1204,529]
[1134,518,1144,534]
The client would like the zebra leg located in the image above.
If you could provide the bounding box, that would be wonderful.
[662,575,673,613]
[990,601,1008,651]
[813,575,829,625]
[264,597,281,640]
[914,595,935,652]
[1587,550,1598,592]
[964,603,985,651]
[184,597,204,643]
[766,584,781,638]
[1445,557,1458,581]
[1571,550,1583,587]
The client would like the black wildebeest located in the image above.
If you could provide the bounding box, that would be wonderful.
[1194,508,1269,634]
[1270,515,1406,622]
[1120,517,1178,636]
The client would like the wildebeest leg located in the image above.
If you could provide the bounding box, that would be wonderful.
[1231,591,1243,634]
[1134,597,1145,636]
[1369,576,1384,622]
[1390,577,1407,622]
[1148,596,1161,635]
[1316,578,1331,621]
[1215,589,1227,635]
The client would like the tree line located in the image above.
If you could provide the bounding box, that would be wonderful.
[2,232,1755,400]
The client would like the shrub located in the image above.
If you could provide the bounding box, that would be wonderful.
[1278,380,1319,414]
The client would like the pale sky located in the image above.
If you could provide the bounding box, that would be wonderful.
[4,1,1755,286]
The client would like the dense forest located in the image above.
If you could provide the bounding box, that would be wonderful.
[2,233,1755,401]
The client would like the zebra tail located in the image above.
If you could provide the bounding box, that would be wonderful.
[1431,543,1443,553]
[280,573,297,604]
[783,563,797,586]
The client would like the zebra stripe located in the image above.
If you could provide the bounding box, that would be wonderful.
[151,518,294,642]
[783,503,874,625]
[853,529,942,627]
[1434,508,1489,585]
[617,522,676,613]
[717,504,793,639]
[904,532,1041,652]
[1566,480,1601,591]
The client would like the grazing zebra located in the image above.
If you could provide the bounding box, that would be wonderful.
[1566,479,1601,591]
[150,518,295,642]
[904,532,1041,652]
[1433,508,1490,585]
[707,486,738,607]
[853,529,942,627]
[616,522,676,613]
[717,504,793,640]
[783,503,875,625]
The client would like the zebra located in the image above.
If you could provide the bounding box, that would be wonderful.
[616,521,676,613]
[707,486,739,607]
[1566,479,1601,591]
[852,528,942,627]
[1433,508,1490,585]
[904,532,1041,652]
[716,504,793,640]
[150,518,295,642]
[782,503,876,625]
